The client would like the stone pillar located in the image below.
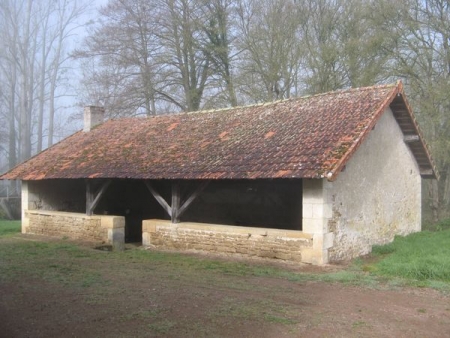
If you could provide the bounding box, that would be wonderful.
[101,216,125,251]
[21,181,29,233]
[142,220,157,246]
[301,179,334,265]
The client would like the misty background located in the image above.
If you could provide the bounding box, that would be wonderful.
[0,0,449,221]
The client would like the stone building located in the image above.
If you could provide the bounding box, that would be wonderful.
[0,82,437,264]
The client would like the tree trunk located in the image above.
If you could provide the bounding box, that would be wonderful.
[8,77,17,170]
[37,33,47,153]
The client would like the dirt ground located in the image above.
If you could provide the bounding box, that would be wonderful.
[0,235,449,338]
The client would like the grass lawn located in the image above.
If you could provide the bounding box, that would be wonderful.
[0,220,21,236]
[371,231,450,281]
[0,219,450,337]
[363,221,450,288]
[1,219,450,289]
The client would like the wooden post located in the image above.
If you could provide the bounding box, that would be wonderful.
[0,198,13,220]
[86,180,93,216]
[145,180,209,223]
[171,182,180,223]
[86,180,111,216]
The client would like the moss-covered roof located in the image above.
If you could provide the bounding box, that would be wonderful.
[0,82,437,181]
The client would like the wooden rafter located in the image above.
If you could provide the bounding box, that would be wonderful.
[177,180,210,219]
[144,181,172,217]
[145,180,210,224]
[404,134,419,143]
[420,169,434,177]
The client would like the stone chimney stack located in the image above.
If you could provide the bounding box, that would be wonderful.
[83,106,105,132]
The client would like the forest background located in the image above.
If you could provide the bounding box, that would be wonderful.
[0,0,449,221]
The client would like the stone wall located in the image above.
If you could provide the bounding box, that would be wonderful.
[26,180,86,214]
[301,108,422,263]
[326,108,421,261]
[25,210,125,249]
[142,220,312,262]
[302,179,334,265]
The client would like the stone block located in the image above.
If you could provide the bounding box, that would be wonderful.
[258,250,276,258]
[323,232,335,249]
[101,216,125,229]
[21,215,30,233]
[142,220,157,233]
[312,204,324,218]
[313,234,323,250]
[274,252,292,260]
[303,218,326,234]
[301,248,327,265]
[302,203,313,218]
[302,179,324,204]
[111,228,125,251]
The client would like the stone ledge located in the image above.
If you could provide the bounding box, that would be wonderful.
[142,219,312,240]
[142,219,317,264]
[25,210,125,250]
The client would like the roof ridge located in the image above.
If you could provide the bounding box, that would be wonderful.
[143,82,399,119]
[1,80,437,181]
[308,82,397,98]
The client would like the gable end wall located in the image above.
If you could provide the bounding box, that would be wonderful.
[327,107,421,261]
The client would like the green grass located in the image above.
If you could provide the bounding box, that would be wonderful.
[423,218,450,232]
[0,239,105,287]
[217,297,298,325]
[2,219,449,336]
[366,226,450,287]
[147,320,176,334]
[1,218,450,291]
[0,220,21,236]
[0,227,375,290]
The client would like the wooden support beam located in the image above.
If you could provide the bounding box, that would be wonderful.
[420,169,434,177]
[404,134,420,143]
[171,182,180,223]
[91,180,111,214]
[0,198,13,220]
[177,180,210,219]
[145,181,172,217]
[145,180,210,223]
[86,180,111,216]
[86,180,93,215]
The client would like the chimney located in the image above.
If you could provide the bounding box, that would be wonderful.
[83,106,105,132]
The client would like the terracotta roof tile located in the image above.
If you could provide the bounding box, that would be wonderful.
[0,82,437,180]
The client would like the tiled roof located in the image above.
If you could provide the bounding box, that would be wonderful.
[0,82,437,181]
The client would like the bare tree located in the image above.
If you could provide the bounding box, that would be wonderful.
[0,1,19,169]
[201,0,238,107]
[156,0,212,111]
[75,0,162,117]
[71,0,449,221]
[385,0,450,220]
[0,0,88,168]
[235,0,303,102]
[47,0,88,148]
[77,0,217,114]
[296,0,395,94]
